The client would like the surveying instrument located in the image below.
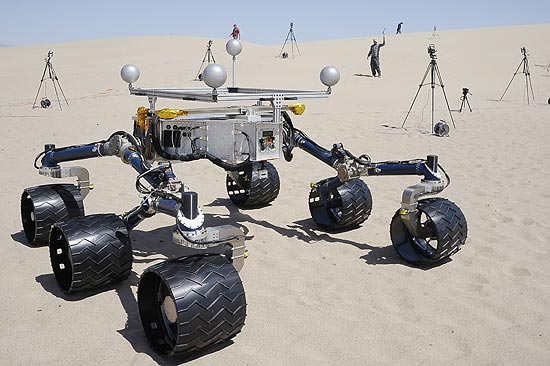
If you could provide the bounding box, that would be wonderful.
[401,44,455,133]
[458,87,472,112]
[278,22,300,59]
[499,47,535,104]
[194,40,216,81]
[32,51,69,110]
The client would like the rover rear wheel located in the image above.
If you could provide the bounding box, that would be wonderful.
[226,161,280,208]
[390,198,467,265]
[21,184,85,246]
[49,214,132,293]
[138,255,246,357]
[309,178,373,230]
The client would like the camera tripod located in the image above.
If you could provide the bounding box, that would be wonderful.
[499,47,535,104]
[32,51,69,110]
[459,88,472,112]
[401,46,455,133]
[279,22,300,59]
[194,40,216,81]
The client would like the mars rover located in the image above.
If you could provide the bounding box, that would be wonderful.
[20,63,467,357]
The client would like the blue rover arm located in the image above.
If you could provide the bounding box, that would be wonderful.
[37,132,169,188]
[282,111,442,184]
[292,131,442,182]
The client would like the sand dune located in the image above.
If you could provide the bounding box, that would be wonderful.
[1,24,549,365]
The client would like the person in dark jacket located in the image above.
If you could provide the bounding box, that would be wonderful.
[367,36,386,77]
[396,22,403,34]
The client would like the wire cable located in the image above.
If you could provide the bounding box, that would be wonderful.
[135,164,171,194]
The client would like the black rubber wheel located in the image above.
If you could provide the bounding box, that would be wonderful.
[138,255,246,357]
[309,178,373,230]
[21,184,85,246]
[390,198,468,265]
[226,161,280,208]
[49,214,132,293]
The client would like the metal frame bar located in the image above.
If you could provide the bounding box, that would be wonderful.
[129,86,330,103]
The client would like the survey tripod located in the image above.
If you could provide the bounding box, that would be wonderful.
[402,45,455,133]
[279,22,300,58]
[499,47,535,104]
[32,51,69,110]
[194,40,216,81]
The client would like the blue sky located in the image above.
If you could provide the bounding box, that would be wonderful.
[2,0,548,46]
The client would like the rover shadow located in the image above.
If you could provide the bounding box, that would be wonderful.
[35,269,170,364]
[204,198,405,266]
[203,202,449,270]
[35,272,140,301]
[10,231,42,248]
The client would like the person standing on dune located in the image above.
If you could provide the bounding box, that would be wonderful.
[367,35,386,77]
[230,24,240,39]
[396,22,403,34]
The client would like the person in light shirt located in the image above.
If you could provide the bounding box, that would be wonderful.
[367,36,386,77]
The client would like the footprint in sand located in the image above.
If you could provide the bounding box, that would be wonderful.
[509,266,531,277]
[522,217,537,226]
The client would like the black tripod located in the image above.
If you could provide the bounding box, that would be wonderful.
[33,50,69,110]
[279,22,300,59]
[401,45,455,133]
[194,40,216,81]
[458,87,472,112]
[499,47,535,104]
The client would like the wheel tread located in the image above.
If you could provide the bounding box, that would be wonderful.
[309,178,372,229]
[390,198,468,264]
[21,184,85,245]
[50,214,132,293]
[226,162,280,208]
[138,255,246,357]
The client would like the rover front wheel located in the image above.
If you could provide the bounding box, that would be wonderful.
[49,214,132,293]
[226,161,280,208]
[309,178,373,230]
[138,255,247,357]
[21,184,85,246]
[390,198,468,265]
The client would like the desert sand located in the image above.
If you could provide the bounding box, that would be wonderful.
[1,24,549,365]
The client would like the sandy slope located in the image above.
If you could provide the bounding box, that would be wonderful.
[1,24,549,365]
